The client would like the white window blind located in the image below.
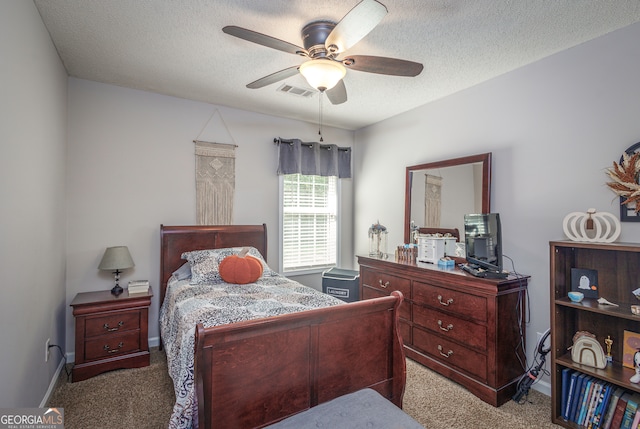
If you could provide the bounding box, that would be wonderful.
[282,174,337,272]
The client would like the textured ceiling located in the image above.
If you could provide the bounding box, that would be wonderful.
[34,0,640,130]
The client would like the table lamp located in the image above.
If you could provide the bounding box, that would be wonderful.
[98,246,134,295]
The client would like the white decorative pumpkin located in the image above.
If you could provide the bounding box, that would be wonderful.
[562,208,621,243]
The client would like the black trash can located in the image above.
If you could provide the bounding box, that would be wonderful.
[322,267,360,303]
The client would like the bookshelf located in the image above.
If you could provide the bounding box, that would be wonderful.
[551,241,640,428]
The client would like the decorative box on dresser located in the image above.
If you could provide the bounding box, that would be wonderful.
[70,289,152,382]
[550,241,640,428]
[357,255,529,406]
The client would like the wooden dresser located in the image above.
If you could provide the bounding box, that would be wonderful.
[70,289,152,382]
[358,255,529,406]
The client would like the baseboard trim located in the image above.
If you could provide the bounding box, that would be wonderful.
[149,336,160,348]
[40,357,65,408]
[533,379,551,397]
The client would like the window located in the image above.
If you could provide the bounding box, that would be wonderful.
[280,173,338,273]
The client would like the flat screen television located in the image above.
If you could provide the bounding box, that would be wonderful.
[464,213,504,274]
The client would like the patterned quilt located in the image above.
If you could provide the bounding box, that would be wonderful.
[160,271,343,429]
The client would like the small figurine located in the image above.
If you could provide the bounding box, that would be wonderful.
[605,336,613,363]
[630,350,640,384]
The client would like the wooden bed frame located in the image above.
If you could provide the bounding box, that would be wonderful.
[159,225,407,429]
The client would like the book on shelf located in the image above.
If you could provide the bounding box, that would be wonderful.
[128,280,149,287]
[570,373,589,423]
[591,383,613,429]
[561,368,570,418]
[621,393,640,429]
[584,381,604,427]
[563,369,579,420]
[577,377,595,424]
[630,410,640,429]
[588,381,609,429]
[601,387,626,429]
[611,392,632,429]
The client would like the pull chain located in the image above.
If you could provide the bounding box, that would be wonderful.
[318,90,324,142]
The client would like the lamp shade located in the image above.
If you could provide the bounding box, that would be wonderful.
[98,246,134,271]
[299,58,346,91]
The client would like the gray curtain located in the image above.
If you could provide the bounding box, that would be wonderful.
[276,138,351,178]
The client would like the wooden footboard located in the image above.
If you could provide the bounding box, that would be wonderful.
[194,291,406,429]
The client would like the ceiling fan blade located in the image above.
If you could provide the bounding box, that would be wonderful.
[326,80,347,105]
[325,0,387,54]
[223,26,307,56]
[343,55,423,76]
[246,66,300,89]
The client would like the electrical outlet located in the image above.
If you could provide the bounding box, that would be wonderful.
[45,338,50,362]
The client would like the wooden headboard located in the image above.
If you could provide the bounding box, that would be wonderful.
[159,224,267,305]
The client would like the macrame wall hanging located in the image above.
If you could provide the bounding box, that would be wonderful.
[193,109,237,225]
[424,174,442,227]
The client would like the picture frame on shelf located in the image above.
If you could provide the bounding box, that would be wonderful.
[622,330,640,369]
[621,202,640,222]
[613,142,640,222]
[571,268,599,299]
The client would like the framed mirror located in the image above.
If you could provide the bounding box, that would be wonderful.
[404,153,492,243]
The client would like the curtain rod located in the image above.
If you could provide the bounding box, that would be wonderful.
[193,139,238,147]
[273,138,350,152]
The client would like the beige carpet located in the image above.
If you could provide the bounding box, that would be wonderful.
[404,359,561,428]
[47,349,174,428]
[48,348,561,428]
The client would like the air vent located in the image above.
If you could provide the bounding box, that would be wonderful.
[277,84,315,98]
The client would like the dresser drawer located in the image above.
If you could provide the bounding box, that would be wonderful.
[362,286,411,320]
[413,327,487,383]
[361,269,411,298]
[85,311,141,337]
[84,330,141,361]
[413,305,487,352]
[413,282,487,322]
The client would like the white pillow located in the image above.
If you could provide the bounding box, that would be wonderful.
[181,247,270,284]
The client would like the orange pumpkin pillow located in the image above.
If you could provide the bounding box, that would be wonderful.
[219,247,264,284]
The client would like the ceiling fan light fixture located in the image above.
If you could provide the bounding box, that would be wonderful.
[299,59,346,91]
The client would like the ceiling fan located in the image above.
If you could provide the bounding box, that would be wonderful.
[222,0,423,105]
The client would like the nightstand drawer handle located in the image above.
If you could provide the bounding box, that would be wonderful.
[438,320,454,331]
[378,280,390,288]
[438,345,453,358]
[437,295,454,306]
[104,321,124,332]
[104,342,124,353]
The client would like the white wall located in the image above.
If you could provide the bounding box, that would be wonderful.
[7,1,639,406]
[0,1,68,407]
[354,22,640,391]
[66,79,354,353]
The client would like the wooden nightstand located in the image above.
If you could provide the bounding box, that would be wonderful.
[70,289,152,382]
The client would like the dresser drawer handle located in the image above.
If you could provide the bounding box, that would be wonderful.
[438,345,454,358]
[104,321,124,332]
[438,320,454,331]
[378,280,390,289]
[104,342,124,354]
[437,295,454,306]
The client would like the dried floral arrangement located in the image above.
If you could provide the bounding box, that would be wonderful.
[606,152,640,214]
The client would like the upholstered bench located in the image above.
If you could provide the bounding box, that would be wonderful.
[264,388,425,429]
